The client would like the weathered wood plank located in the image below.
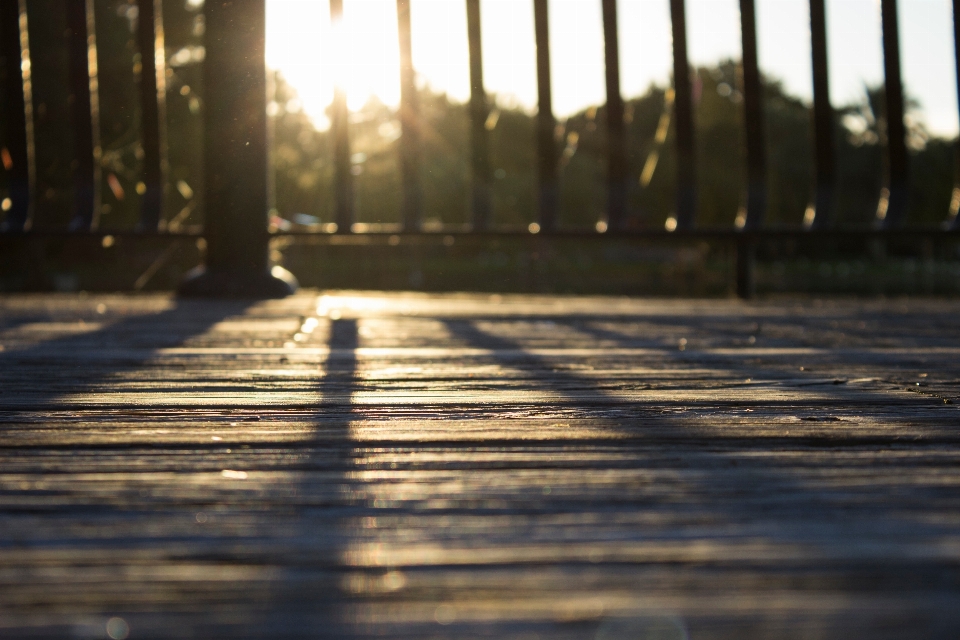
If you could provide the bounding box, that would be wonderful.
[0,292,958,639]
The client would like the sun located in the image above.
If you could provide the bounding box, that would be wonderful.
[265,0,413,129]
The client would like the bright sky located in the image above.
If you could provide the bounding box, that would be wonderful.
[265,0,960,137]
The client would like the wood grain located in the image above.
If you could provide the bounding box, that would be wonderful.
[1,292,959,639]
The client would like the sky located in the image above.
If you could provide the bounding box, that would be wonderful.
[265,0,960,137]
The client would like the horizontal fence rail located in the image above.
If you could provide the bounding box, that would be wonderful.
[1,0,960,298]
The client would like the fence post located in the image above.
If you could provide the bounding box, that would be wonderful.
[466,0,492,230]
[0,0,32,232]
[137,0,166,231]
[397,0,422,232]
[736,0,765,298]
[66,0,100,231]
[670,0,697,231]
[533,0,558,232]
[738,0,766,232]
[330,0,354,234]
[807,0,835,230]
[179,0,297,297]
[877,0,908,228]
[601,0,627,231]
[948,0,960,229]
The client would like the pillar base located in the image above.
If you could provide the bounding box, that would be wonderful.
[178,265,298,298]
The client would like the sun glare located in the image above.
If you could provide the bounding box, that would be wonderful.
[267,0,408,129]
[266,0,958,137]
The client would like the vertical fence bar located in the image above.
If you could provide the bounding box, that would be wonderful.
[948,0,960,229]
[396,0,421,231]
[266,67,277,223]
[0,0,32,232]
[137,0,166,231]
[533,0,558,231]
[601,0,627,230]
[466,0,492,230]
[738,0,766,231]
[877,0,908,228]
[330,0,354,233]
[807,0,835,229]
[179,0,296,297]
[66,0,100,231]
[736,0,765,298]
[670,0,697,231]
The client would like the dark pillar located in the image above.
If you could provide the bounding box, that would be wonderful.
[670,0,697,230]
[137,0,166,231]
[601,0,627,230]
[877,0,908,228]
[179,0,297,297]
[807,0,835,229]
[330,0,354,233]
[466,0,492,230]
[738,0,766,231]
[533,0,558,231]
[397,0,421,231]
[0,0,32,232]
[66,0,100,231]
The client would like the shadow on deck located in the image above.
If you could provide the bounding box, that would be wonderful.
[0,291,959,639]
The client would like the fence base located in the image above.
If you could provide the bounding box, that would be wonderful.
[178,265,298,299]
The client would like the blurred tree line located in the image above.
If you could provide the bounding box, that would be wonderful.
[0,0,956,233]
[268,57,959,231]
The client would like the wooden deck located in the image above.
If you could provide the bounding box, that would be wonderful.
[1,291,959,639]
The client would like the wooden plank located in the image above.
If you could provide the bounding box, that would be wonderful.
[0,292,959,639]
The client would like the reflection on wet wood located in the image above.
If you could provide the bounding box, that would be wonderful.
[1,292,959,639]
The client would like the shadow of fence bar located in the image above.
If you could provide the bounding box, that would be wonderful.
[1,0,960,298]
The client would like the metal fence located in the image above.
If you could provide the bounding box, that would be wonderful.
[1,0,959,297]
